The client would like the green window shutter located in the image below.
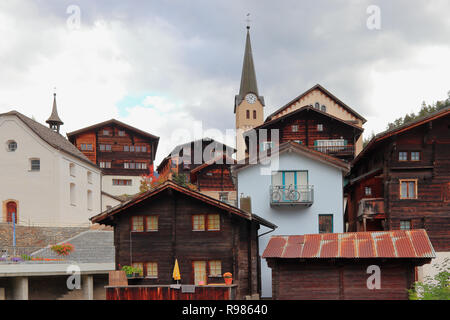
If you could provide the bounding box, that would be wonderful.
[314,140,318,146]
[344,139,348,145]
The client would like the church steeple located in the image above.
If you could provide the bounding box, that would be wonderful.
[46,92,64,133]
[234,24,265,161]
[234,26,264,113]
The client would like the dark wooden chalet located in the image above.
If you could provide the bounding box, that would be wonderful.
[67,119,159,176]
[243,105,364,162]
[263,230,435,300]
[345,107,450,251]
[90,180,276,300]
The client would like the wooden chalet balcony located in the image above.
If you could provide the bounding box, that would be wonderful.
[357,198,385,218]
[270,185,314,207]
[313,145,355,156]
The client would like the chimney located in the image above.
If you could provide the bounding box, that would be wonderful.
[240,195,252,213]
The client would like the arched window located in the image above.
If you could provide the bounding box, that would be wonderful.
[6,201,18,223]
[246,110,250,119]
[315,102,320,109]
[70,163,76,177]
[87,190,93,211]
[321,105,327,112]
[253,110,257,119]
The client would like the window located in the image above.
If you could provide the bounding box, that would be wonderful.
[87,190,93,211]
[292,125,299,132]
[365,187,372,196]
[253,110,257,119]
[30,159,40,171]
[260,141,273,151]
[130,145,135,152]
[131,263,144,277]
[209,260,222,277]
[118,130,125,136]
[87,171,93,184]
[69,163,76,177]
[146,262,158,278]
[317,124,323,132]
[246,110,250,119]
[103,130,109,136]
[207,214,220,231]
[193,261,207,285]
[171,159,177,168]
[100,144,111,151]
[81,144,93,151]
[400,179,417,199]
[321,105,327,112]
[70,183,76,205]
[124,145,129,152]
[400,220,411,230]
[113,179,132,186]
[146,216,158,231]
[142,146,147,153]
[399,152,408,161]
[219,192,228,202]
[319,214,333,233]
[136,146,141,152]
[7,140,17,152]
[192,215,205,231]
[314,102,320,109]
[411,152,420,161]
[99,161,111,168]
[132,216,144,232]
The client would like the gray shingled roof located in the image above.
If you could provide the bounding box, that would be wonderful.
[1,110,96,168]
[30,230,114,264]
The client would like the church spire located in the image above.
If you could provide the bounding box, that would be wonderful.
[46,92,64,133]
[234,25,264,113]
[239,26,259,97]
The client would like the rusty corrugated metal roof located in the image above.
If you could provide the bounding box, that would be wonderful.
[262,230,435,259]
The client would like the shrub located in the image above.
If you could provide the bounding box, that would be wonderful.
[51,243,74,256]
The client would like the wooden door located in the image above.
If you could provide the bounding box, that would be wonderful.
[6,202,17,223]
[193,261,207,285]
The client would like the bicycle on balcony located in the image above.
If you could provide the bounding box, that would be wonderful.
[271,184,301,202]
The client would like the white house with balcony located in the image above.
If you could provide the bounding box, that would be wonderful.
[233,141,350,298]
[0,103,101,227]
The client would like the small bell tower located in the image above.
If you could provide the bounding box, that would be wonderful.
[46,92,64,133]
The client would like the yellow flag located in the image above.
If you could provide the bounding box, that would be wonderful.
[173,259,181,281]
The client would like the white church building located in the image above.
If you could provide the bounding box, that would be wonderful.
[0,95,102,227]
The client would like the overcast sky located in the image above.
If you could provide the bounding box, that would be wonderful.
[1,0,449,165]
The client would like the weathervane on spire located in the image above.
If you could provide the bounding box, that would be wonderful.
[246,13,251,29]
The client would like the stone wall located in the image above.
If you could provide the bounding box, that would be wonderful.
[0,223,89,248]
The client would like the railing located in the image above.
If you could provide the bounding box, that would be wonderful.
[357,198,385,217]
[313,145,355,155]
[270,185,314,206]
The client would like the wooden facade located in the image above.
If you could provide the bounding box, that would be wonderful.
[244,106,363,162]
[345,108,450,251]
[157,139,237,203]
[267,259,421,300]
[91,181,276,300]
[67,119,159,176]
[263,230,435,300]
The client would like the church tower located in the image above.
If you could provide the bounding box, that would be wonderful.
[46,92,64,133]
[235,25,264,160]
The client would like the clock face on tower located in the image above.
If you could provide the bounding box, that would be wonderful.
[245,93,257,104]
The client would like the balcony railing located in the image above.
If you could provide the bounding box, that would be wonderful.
[357,198,385,218]
[313,145,354,155]
[270,185,314,206]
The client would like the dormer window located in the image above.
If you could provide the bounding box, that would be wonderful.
[103,130,109,136]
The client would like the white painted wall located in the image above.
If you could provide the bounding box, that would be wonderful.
[237,151,345,297]
[101,175,142,196]
[101,193,122,212]
[0,115,101,227]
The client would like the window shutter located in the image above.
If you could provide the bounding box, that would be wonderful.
[314,140,318,146]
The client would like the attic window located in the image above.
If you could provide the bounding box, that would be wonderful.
[321,105,327,112]
[7,140,17,152]
[314,102,320,109]
[118,130,125,136]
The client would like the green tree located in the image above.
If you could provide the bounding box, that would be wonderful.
[409,258,450,300]
[386,91,450,130]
